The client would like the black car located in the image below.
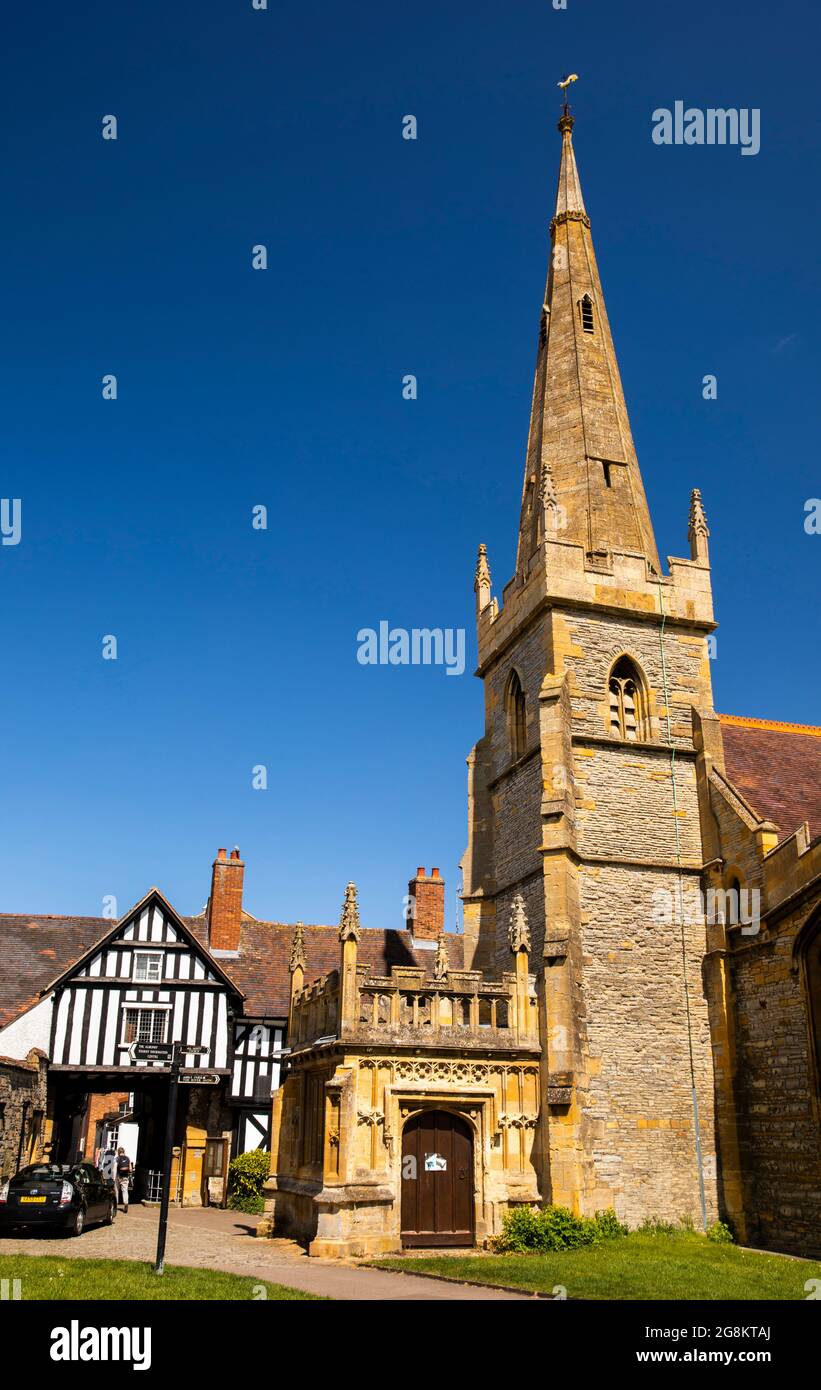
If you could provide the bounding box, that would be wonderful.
[0,1162,117,1236]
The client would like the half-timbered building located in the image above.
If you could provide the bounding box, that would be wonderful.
[0,851,291,1201]
[0,848,442,1205]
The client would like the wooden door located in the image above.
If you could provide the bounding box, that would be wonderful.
[401,1110,474,1247]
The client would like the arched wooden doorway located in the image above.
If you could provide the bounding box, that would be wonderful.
[401,1110,474,1247]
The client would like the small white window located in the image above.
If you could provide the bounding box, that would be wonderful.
[133,951,163,982]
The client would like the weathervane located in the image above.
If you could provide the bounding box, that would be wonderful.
[557,72,579,116]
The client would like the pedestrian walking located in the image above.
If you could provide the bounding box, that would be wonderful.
[115,1146,133,1211]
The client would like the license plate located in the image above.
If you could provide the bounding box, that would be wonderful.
[20,1195,47,1204]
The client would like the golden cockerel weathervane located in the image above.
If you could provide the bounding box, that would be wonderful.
[557,73,579,114]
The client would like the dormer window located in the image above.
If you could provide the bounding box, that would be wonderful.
[580,293,595,333]
[608,657,647,742]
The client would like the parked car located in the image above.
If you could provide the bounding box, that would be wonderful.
[0,1161,116,1236]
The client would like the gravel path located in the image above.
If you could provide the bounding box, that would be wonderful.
[0,1204,533,1302]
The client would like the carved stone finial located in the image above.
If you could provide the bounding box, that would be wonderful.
[288,920,306,973]
[474,542,492,614]
[688,487,710,561]
[474,542,491,590]
[689,488,708,536]
[508,893,531,954]
[339,882,361,942]
[432,932,450,982]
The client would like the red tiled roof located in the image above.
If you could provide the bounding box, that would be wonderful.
[187,916,463,1018]
[0,915,108,1028]
[720,714,821,842]
[0,910,463,1028]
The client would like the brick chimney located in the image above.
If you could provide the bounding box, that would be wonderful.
[207,847,244,954]
[407,866,444,944]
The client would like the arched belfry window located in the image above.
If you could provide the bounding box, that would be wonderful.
[505,670,527,761]
[580,293,595,334]
[608,657,647,742]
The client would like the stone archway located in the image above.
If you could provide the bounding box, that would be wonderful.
[400,1109,475,1247]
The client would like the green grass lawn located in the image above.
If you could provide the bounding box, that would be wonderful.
[0,1255,324,1301]
[375,1233,821,1301]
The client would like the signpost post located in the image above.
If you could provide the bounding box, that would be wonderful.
[152,1042,210,1276]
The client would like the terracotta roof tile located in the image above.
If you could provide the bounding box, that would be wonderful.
[720,714,821,842]
[186,915,463,1018]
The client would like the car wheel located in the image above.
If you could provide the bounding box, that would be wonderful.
[104,1198,116,1226]
[71,1208,85,1237]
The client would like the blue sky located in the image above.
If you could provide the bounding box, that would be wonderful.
[2,0,819,929]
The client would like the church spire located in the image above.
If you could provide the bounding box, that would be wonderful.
[516,107,661,577]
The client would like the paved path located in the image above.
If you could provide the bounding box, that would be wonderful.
[0,1204,532,1301]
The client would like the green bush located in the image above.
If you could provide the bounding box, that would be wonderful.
[592,1207,629,1240]
[227,1150,270,1213]
[493,1204,627,1254]
[707,1219,735,1244]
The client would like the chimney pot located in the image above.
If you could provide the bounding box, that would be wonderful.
[417,866,425,878]
[431,867,440,878]
[217,848,227,860]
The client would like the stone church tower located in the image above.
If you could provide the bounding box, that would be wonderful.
[461,108,720,1225]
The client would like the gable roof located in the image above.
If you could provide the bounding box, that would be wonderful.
[42,888,245,1000]
[720,714,821,842]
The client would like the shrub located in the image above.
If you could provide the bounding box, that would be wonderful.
[493,1204,627,1254]
[707,1219,735,1244]
[227,1150,270,1214]
[592,1208,629,1240]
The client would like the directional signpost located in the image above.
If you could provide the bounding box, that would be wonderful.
[153,1041,211,1276]
[132,1041,174,1063]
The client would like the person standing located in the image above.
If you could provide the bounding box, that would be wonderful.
[115,1146,133,1212]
